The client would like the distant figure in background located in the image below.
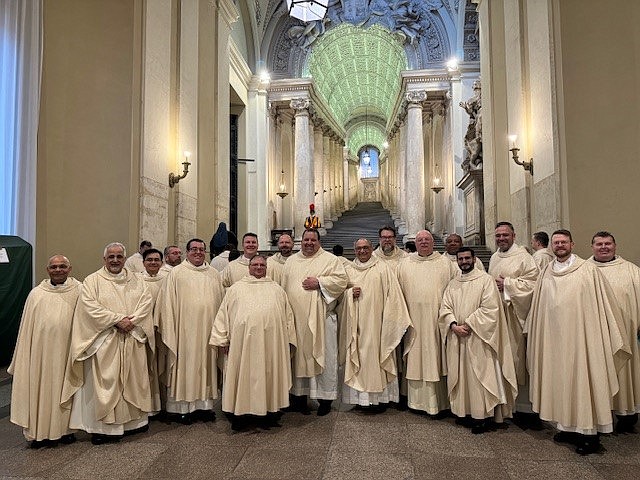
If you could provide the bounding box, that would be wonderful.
[404,241,416,253]
[125,240,152,273]
[210,222,238,258]
[9,255,81,448]
[531,231,554,271]
[304,204,321,229]
[332,244,350,266]
[444,233,485,271]
[161,245,182,274]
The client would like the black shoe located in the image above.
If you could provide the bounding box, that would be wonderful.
[29,439,50,449]
[553,431,579,445]
[195,410,216,422]
[615,413,638,434]
[230,415,249,432]
[575,435,601,455]
[91,434,121,445]
[59,433,76,445]
[176,413,193,425]
[289,395,311,415]
[317,400,332,416]
[396,395,409,411]
[513,412,544,430]
[471,419,491,434]
[455,416,474,428]
[124,424,149,436]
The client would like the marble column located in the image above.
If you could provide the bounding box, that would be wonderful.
[291,98,312,239]
[396,121,408,234]
[322,133,332,228]
[343,147,350,211]
[312,122,326,233]
[330,137,338,221]
[405,90,427,238]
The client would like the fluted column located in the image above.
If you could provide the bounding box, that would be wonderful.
[291,98,312,239]
[405,90,427,237]
[330,137,339,220]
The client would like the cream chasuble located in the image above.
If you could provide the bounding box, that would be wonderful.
[338,257,413,405]
[9,278,81,441]
[397,251,456,413]
[282,249,347,399]
[588,256,640,415]
[439,269,518,421]
[140,271,167,412]
[373,246,408,270]
[221,256,250,287]
[62,268,155,431]
[526,256,631,434]
[488,244,538,386]
[532,248,554,271]
[267,252,288,285]
[156,260,224,411]
[210,276,296,415]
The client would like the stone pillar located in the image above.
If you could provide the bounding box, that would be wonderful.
[312,122,326,233]
[343,148,350,211]
[404,90,427,238]
[322,132,333,228]
[291,98,312,239]
[330,137,339,221]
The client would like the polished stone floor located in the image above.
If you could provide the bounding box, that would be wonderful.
[0,400,638,480]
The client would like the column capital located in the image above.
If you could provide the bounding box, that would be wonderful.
[405,90,427,106]
[290,98,310,113]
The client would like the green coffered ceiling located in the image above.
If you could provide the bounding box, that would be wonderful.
[307,24,407,155]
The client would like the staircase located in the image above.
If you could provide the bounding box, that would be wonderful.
[320,202,493,269]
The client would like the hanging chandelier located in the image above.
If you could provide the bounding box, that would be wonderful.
[286,0,329,23]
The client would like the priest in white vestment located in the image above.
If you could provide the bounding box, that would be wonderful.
[488,222,538,423]
[444,233,485,271]
[62,243,155,445]
[9,255,80,447]
[526,230,630,455]
[267,233,294,285]
[439,247,517,434]
[372,226,408,269]
[338,239,413,410]
[160,245,182,274]
[139,248,167,413]
[156,238,225,423]
[210,255,296,430]
[589,231,640,433]
[531,231,554,271]
[397,230,456,415]
[281,229,347,416]
[221,233,258,287]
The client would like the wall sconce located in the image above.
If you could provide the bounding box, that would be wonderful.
[277,170,289,198]
[431,163,444,193]
[508,135,533,175]
[169,151,192,188]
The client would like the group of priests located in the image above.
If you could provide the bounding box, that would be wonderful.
[8,223,639,456]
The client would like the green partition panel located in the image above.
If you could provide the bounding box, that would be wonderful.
[0,236,33,366]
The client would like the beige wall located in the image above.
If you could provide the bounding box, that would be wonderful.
[37,0,141,280]
[557,0,640,263]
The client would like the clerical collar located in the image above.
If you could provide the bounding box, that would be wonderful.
[105,269,127,279]
[553,254,576,272]
[50,279,67,287]
[593,255,617,264]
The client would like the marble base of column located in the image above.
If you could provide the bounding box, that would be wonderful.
[324,219,334,229]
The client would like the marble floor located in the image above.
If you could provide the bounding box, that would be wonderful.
[0,400,638,480]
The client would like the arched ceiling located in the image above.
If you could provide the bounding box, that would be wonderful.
[307,24,407,155]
